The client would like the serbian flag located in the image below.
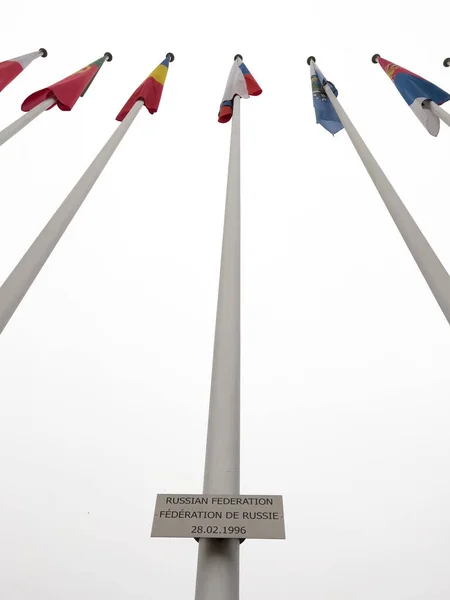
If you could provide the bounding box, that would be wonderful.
[377,56,450,136]
[116,56,171,121]
[22,53,111,112]
[218,57,262,123]
[0,49,45,93]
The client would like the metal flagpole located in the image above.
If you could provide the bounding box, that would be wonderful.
[0,99,145,335]
[306,57,450,325]
[0,97,55,147]
[426,100,450,127]
[194,58,242,600]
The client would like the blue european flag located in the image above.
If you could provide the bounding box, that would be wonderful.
[310,63,343,135]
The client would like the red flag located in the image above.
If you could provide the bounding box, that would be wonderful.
[22,53,112,112]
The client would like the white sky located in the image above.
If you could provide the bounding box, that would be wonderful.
[1,1,450,598]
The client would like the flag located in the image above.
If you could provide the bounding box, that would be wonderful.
[310,62,343,135]
[21,54,111,112]
[218,57,262,123]
[0,49,44,93]
[116,57,171,122]
[377,56,450,136]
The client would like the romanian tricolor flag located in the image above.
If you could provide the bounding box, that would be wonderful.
[377,56,450,136]
[116,55,172,122]
[0,49,46,93]
[218,57,262,123]
[21,53,112,112]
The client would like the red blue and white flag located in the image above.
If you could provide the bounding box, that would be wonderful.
[377,56,450,136]
[218,57,262,123]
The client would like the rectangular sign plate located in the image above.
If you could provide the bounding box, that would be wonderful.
[151,494,285,539]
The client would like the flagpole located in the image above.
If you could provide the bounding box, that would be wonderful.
[307,57,450,325]
[0,99,145,334]
[427,100,450,127]
[0,97,55,147]
[194,56,242,600]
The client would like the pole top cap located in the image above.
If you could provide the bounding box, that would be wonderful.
[104,52,113,62]
[444,58,450,67]
[307,56,316,65]
[234,54,243,61]
[166,53,175,62]
[372,53,380,64]
[39,48,48,58]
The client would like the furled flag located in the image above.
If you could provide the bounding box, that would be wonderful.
[21,53,112,112]
[116,55,173,121]
[310,62,343,135]
[218,56,262,123]
[0,49,47,93]
[376,56,450,136]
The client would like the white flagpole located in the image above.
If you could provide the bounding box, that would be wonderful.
[194,57,242,600]
[0,97,55,147]
[0,99,145,334]
[427,100,450,127]
[307,57,450,325]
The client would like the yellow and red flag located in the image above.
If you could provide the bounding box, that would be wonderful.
[116,56,171,121]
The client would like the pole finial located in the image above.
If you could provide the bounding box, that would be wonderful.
[104,52,113,62]
[166,53,175,62]
[372,54,380,64]
[444,58,450,67]
[234,54,243,61]
[39,48,48,58]
[307,56,316,65]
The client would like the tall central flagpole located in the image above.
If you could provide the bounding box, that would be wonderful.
[0,99,145,334]
[194,66,242,600]
[306,57,450,325]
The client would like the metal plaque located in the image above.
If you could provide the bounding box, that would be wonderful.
[151,494,285,539]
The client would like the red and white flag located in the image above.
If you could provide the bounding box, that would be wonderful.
[0,49,45,93]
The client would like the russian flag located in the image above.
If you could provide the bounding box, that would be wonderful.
[378,56,450,136]
[218,57,262,123]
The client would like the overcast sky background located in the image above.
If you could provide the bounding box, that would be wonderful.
[1,1,450,598]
